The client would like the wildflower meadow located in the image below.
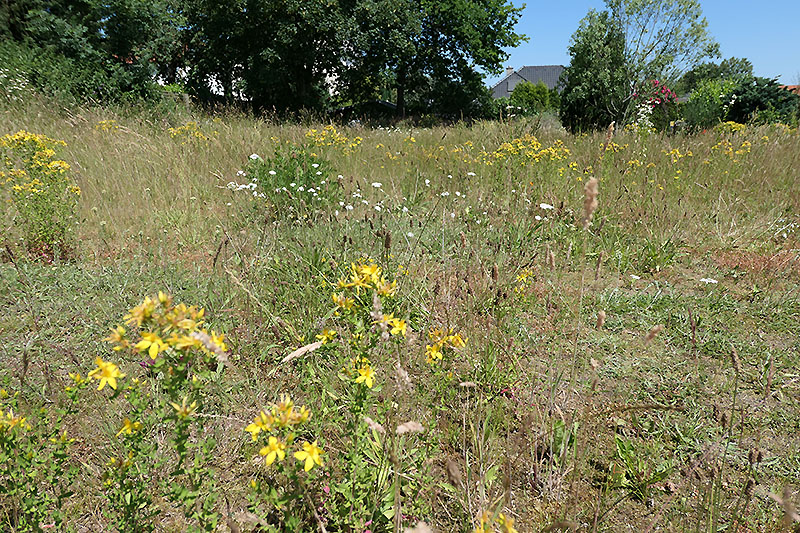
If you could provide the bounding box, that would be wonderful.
[1,99,799,532]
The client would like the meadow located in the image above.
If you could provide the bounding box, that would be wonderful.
[1,97,799,532]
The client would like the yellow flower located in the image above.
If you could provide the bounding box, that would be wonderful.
[245,411,274,441]
[376,278,397,297]
[388,317,407,337]
[497,513,518,533]
[355,364,375,388]
[355,263,382,285]
[124,297,156,326]
[209,331,227,352]
[332,292,355,310]
[259,436,287,465]
[315,329,337,344]
[168,332,201,350]
[425,344,443,365]
[290,405,311,425]
[170,397,198,419]
[135,332,169,359]
[446,333,466,349]
[0,409,31,432]
[88,357,125,391]
[294,440,324,472]
[103,326,128,351]
[116,417,142,437]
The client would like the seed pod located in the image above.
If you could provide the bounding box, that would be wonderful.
[596,310,606,329]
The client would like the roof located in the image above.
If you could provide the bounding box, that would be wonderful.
[516,65,565,90]
[490,65,565,98]
[780,84,800,95]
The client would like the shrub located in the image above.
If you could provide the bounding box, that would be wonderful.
[226,144,336,223]
[510,81,550,115]
[631,79,679,131]
[727,76,800,125]
[683,79,737,129]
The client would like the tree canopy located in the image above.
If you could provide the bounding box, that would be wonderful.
[0,0,525,116]
[560,0,718,131]
[559,9,628,132]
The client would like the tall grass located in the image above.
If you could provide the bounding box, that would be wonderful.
[1,96,799,531]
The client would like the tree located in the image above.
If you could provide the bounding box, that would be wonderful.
[727,76,800,125]
[343,0,525,117]
[238,0,351,111]
[510,81,549,114]
[559,10,628,132]
[561,0,717,130]
[676,57,753,94]
[607,0,719,85]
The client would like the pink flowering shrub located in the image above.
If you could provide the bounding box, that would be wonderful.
[632,79,680,130]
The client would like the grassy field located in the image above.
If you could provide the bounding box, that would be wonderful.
[1,96,799,532]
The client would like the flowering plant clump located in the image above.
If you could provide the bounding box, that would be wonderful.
[105,291,227,394]
[305,124,363,155]
[631,79,679,131]
[98,292,228,531]
[167,121,216,143]
[95,120,120,132]
[228,146,335,220]
[245,395,325,527]
[245,395,322,471]
[424,327,467,365]
[327,260,409,392]
[0,130,80,260]
[0,385,82,530]
[474,510,519,533]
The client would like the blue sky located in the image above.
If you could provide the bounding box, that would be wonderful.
[486,1,799,86]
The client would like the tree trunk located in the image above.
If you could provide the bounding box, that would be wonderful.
[396,63,406,118]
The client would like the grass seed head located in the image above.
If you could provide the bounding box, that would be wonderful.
[644,324,664,344]
[730,346,741,374]
[396,421,424,435]
[582,177,599,230]
[596,310,606,329]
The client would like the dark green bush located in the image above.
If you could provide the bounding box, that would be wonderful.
[510,81,550,114]
[726,76,800,125]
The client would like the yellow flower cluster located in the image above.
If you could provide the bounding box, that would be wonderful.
[475,511,518,533]
[335,261,397,298]
[106,291,227,361]
[245,395,323,471]
[246,395,311,441]
[305,125,362,154]
[716,121,746,134]
[663,147,693,163]
[425,327,467,365]
[0,408,31,433]
[95,120,120,132]
[479,135,571,166]
[602,141,627,153]
[167,121,215,143]
[0,131,77,197]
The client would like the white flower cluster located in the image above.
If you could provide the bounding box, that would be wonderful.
[0,67,29,102]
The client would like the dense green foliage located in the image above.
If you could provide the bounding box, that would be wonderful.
[726,76,800,125]
[683,78,738,129]
[559,10,628,132]
[676,57,753,95]
[561,0,717,131]
[0,0,524,117]
[683,75,799,129]
[510,81,551,114]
